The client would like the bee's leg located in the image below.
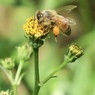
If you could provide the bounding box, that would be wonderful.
[43,21,55,34]
[54,35,58,42]
[40,25,51,39]
[44,25,51,35]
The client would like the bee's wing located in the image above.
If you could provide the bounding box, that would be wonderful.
[57,5,77,15]
[66,17,76,26]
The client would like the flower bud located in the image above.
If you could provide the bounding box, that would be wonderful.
[0,90,9,95]
[0,58,15,70]
[66,43,83,62]
[17,44,32,61]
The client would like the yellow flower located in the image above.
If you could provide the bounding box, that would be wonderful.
[23,16,48,38]
[69,43,83,57]
[65,43,83,62]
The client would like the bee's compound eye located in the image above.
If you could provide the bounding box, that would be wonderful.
[53,26,60,36]
[36,11,43,20]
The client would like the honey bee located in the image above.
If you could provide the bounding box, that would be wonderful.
[36,5,77,38]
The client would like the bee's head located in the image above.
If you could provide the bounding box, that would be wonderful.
[36,11,43,20]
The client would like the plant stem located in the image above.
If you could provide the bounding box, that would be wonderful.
[15,60,23,84]
[40,59,69,86]
[12,60,23,95]
[33,47,40,95]
[13,84,17,95]
[0,65,13,84]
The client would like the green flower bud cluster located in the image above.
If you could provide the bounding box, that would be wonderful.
[17,44,32,61]
[0,58,15,70]
[0,90,9,95]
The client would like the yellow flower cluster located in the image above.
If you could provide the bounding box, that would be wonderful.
[23,16,46,38]
[69,43,83,57]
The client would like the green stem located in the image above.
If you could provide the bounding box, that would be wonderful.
[33,47,40,95]
[40,59,69,86]
[12,60,23,95]
[9,70,14,84]
[0,65,13,83]
[13,84,17,95]
[15,60,23,84]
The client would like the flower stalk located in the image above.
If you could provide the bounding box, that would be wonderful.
[39,59,69,86]
[33,47,40,95]
[14,60,23,85]
[13,85,17,95]
[39,43,83,86]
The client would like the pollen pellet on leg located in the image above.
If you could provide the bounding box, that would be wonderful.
[53,26,60,36]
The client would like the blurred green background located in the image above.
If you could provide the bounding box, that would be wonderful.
[0,0,95,95]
